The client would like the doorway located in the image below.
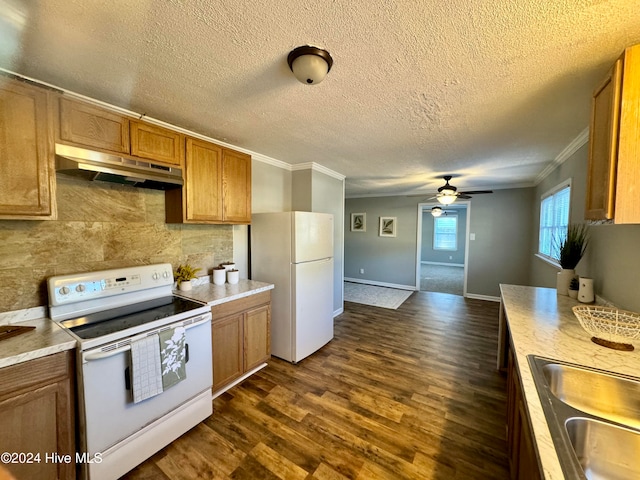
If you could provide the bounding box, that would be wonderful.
[416,202,470,296]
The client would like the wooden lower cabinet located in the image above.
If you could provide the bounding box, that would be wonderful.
[507,346,542,480]
[211,291,271,392]
[0,351,75,480]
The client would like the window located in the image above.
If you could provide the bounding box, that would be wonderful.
[539,181,571,261]
[433,215,457,250]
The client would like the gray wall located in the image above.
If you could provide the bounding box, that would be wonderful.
[345,188,534,297]
[467,188,534,297]
[421,206,467,264]
[529,143,640,312]
[344,196,419,287]
[252,161,293,213]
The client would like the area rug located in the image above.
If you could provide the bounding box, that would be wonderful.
[344,282,413,309]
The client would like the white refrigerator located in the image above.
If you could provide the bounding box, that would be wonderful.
[251,211,334,363]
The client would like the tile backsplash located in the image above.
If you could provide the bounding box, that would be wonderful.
[0,175,232,312]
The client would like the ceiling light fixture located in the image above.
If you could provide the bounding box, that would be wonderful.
[431,206,443,217]
[287,45,333,85]
[436,193,457,205]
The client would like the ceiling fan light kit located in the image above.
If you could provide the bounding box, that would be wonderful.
[428,175,494,204]
[287,45,333,85]
[431,206,443,217]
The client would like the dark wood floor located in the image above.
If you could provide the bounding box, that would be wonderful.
[123,292,509,479]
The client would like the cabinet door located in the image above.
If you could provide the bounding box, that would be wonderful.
[585,59,622,220]
[212,315,243,391]
[222,149,251,223]
[517,399,542,480]
[0,78,55,219]
[185,138,223,222]
[614,46,640,224]
[58,98,129,153]
[130,120,184,166]
[0,352,75,480]
[244,304,271,371]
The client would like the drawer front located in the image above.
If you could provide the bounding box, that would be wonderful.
[211,291,271,321]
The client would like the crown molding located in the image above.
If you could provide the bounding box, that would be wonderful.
[535,127,589,185]
[291,162,346,180]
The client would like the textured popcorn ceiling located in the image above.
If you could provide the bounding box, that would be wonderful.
[2,0,640,196]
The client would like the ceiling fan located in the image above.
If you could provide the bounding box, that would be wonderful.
[428,175,493,205]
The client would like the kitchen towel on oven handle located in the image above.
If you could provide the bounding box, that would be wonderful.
[159,326,187,390]
[130,333,164,403]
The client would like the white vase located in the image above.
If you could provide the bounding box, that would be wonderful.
[178,280,192,291]
[556,269,575,296]
[213,268,226,285]
[227,270,239,285]
[578,277,595,303]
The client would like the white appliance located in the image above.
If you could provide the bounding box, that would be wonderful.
[48,264,213,480]
[251,211,334,363]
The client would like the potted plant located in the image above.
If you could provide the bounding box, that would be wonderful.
[568,277,579,299]
[173,264,201,291]
[554,223,589,295]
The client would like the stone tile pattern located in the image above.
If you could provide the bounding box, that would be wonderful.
[0,176,233,312]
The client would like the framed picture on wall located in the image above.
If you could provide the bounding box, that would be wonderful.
[351,213,366,232]
[379,217,397,237]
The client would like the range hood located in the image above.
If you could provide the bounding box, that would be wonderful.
[55,144,183,190]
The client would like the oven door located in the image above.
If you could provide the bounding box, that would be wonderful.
[79,313,212,455]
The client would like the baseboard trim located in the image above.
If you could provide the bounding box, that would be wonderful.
[421,261,465,267]
[333,307,344,317]
[344,278,417,291]
[465,293,501,302]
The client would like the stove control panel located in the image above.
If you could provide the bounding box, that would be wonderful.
[48,264,175,306]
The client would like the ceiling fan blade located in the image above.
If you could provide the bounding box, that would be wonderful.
[459,190,493,195]
[457,194,472,199]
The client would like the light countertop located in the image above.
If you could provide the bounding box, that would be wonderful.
[175,279,274,306]
[499,284,640,480]
[0,316,77,369]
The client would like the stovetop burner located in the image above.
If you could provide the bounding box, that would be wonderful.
[61,295,205,339]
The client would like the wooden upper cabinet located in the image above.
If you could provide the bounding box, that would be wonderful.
[586,44,640,223]
[130,120,185,166]
[586,59,622,220]
[186,138,223,221]
[166,137,223,223]
[0,77,56,220]
[223,149,252,223]
[58,97,130,153]
[166,137,251,224]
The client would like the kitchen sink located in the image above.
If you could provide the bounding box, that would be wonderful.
[542,362,640,429]
[527,356,640,479]
[565,417,640,480]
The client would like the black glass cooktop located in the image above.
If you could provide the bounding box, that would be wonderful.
[61,296,205,339]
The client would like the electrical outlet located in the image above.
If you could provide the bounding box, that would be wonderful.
[470,233,476,241]
[360,268,364,274]
[449,256,452,260]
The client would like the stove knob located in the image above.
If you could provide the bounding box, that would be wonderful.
[76,284,86,292]
[162,271,170,278]
[152,272,159,280]
[60,286,70,295]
